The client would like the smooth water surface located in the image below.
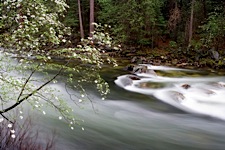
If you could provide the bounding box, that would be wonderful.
[30,64,225,150]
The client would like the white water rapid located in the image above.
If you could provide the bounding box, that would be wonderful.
[115,64,225,120]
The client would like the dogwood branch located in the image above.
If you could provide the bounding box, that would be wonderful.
[0,66,64,115]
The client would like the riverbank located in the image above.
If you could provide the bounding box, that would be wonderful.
[111,46,225,71]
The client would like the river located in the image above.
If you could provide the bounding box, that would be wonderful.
[29,63,225,150]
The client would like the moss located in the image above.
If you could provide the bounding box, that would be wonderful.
[137,82,165,89]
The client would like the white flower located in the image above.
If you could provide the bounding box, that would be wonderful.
[43,111,46,115]
[114,63,118,67]
[16,3,21,8]
[73,53,77,57]
[77,45,82,48]
[82,127,84,131]
[10,130,15,134]
[71,127,74,130]
[8,124,13,128]
[59,116,62,120]
[11,134,16,138]
[20,116,23,119]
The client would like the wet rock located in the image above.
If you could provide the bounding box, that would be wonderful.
[128,75,140,80]
[210,48,219,61]
[170,91,185,102]
[204,89,215,95]
[133,65,148,73]
[134,65,157,76]
[208,82,225,88]
[146,69,157,76]
[216,82,225,88]
[181,84,191,89]
[138,82,165,89]
[125,64,157,76]
[131,56,147,64]
[197,87,216,95]
[172,59,178,65]
[125,64,135,72]
[131,56,137,63]
[120,76,133,87]
[152,60,161,66]
[177,63,188,67]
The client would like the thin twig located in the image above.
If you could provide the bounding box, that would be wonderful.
[64,83,79,107]
[17,64,40,102]
[0,114,13,124]
[0,65,65,114]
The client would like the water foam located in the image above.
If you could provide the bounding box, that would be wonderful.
[115,65,225,120]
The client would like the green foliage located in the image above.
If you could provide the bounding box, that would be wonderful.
[62,0,79,29]
[0,0,70,54]
[97,0,166,45]
[169,41,177,48]
[200,10,225,48]
[49,23,117,67]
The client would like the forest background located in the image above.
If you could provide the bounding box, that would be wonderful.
[64,0,225,68]
[1,0,225,68]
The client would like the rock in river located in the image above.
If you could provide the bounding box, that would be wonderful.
[181,84,191,89]
[170,91,185,103]
[126,64,157,76]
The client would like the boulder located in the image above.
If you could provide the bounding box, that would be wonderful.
[215,82,225,88]
[204,89,215,95]
[170,91,185,102]
[210,48,219,61]
[120,76,133,87]
[126,64,157,76]
[181,84,191,89]
[131,56,147,64]
[128,75,141,80]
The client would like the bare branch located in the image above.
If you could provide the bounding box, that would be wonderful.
[65,82,97,113]
[64,83,80,107]
[0,114,13,124]
[33,92,77,123]
[17,64,40,102]
[0,66,65,115]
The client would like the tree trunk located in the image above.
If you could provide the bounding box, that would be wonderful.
[188,0,195,45]
[78,0,84,39]
[202,0,207,18]
[89,0,94,37]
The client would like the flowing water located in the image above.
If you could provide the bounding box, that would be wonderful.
[30,64,225,150]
